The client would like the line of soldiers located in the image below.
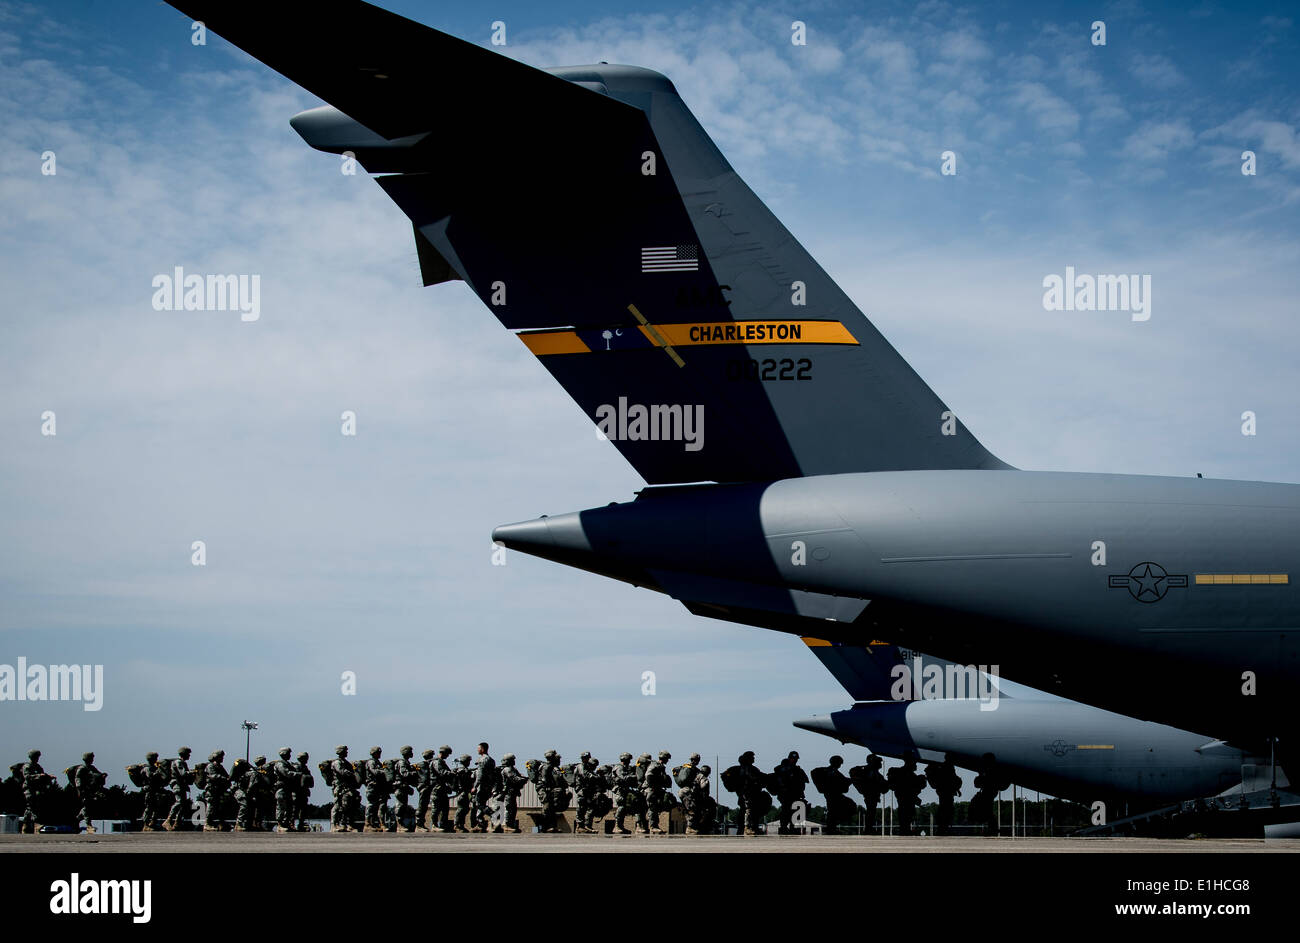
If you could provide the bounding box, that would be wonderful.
[317,745,718,835]
[10,745,1011,836]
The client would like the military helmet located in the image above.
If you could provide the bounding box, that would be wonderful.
[28,749,40,759]
[579,751,591,760]
[178,746,191,757]
[658,750,671,761]
[335,745,348,755]
[422,749,435,759]
[699,764,711,775]
[254,755,266,765]
[146,751,159,761]
[400,745,413,756]
[82,752,94,763]
[279,747,291,758]
[637,753,651,763]
[689,752,701,763]
[543,749,557,759]
[502,753,515,764]
[369,746,382,757]
[830,755,844,767]
[210,750,224,762]
[585,757,598,769]
[439,745,452,755]
[739,750,755,762]
[458,754,471,764]
[619,752,633,762]
[788,750,799,761]
[296,752,309,761]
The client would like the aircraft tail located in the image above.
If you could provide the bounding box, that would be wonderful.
[166,0,1007,483]
[803,637,1008,703]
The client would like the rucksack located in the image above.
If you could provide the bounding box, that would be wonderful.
[673,764,695,789]
[720,765,743,793]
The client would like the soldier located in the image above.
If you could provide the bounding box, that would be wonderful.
[163,746,194,831]
[324,745,361,833]
[416,749,437,831]
[610,752,645,835]
[390,746,417,832]
[272,747,298,833]
[537,749,567,833]
[849,754,887,835]
[813,755,855,835]
[673,752,701,833]
[643,750,673,834]
[453,754,474,832]
[471,742,497,832]
[926,757,963,836]
[772,751,809,834]
[575,756,606,834]
[971,753,1008,836]
[361,746,390,832]
[496,753,527,833]
[201,750,232,831]
[691,764,716,834]
[887,753,927,835]
[71,752,107,834]
[140,752,168,831]
[231,755,257,831]
[431,745,455,832]
[250,755,274,830]
[292,751,314,831]
[723,750,771,835]
[569,751,592,833]
[18,749,52,833]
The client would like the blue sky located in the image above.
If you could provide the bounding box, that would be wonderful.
[1,0,1298,805]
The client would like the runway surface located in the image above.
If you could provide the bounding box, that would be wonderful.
[2,833,1297,853]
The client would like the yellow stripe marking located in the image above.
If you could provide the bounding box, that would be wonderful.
[647,319,859,347]
[518,331,590,356]
[1076,745,1115,750]
[628,304,685,368]
[1194,574,1289,585]
[801,637,832,647]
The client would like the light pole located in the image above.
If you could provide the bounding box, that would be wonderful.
[241,720,258,763]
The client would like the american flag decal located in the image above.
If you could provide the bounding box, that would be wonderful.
[641,245,699,273]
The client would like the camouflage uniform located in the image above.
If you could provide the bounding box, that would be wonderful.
[362,746,390,832]
[570,751,592,832]
[453,754,474,831]
[140,752,168,831]
[691,764,716,834]
[673,752,702,833]
[164,747,194,831]
[537,750,567,833]
[72,752,107,833]
[272,747,298,832]
[392,746,417,832]
[201,750,232,831]
[731,751,771,835]
[643,750,673,834]
[576,757,607,833]
[416,749,436,831]
[431,746,454,832]
[496,754,526,833]
[250,756,274,830]
[471,745,496,832]
[326,745,361,832]
[610,753,646,835]
[292,751,313,831]
[19,750,52,833]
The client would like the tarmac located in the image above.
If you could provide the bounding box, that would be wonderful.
[2,832,1298,853]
